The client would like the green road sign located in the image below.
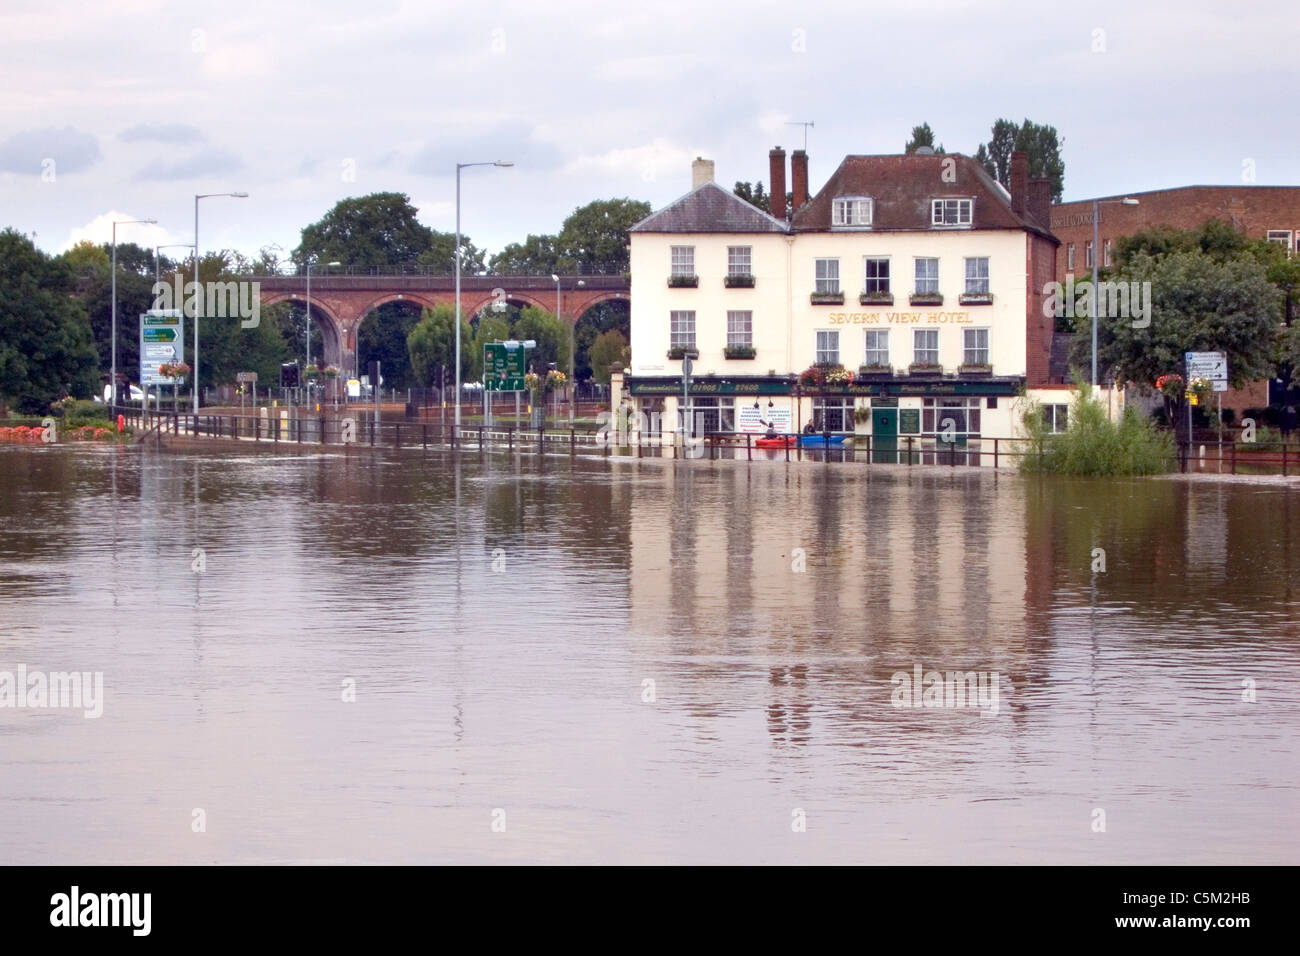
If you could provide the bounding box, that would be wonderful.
[484,342,526,391]
[140,310,184,385]
[142,328,177,342]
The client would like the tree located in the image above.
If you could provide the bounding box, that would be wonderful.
[1078,249,1281,392]
[556,198,651,274]
[975,118,1065,202]
[489,234,564,275]
[407,305,472,388]
[0,230,99,412]
[904,123,945,154]
[418,231,487,274]
[513,306,570,373]
[587,329,629,384]
[734,181,792,219]
[295,192,439,268]
[472,314,511,380]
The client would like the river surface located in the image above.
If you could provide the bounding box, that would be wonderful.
[1,443,1297,864]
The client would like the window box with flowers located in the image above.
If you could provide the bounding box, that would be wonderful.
[724,274,755,288]
[668,274,698,288]
[908,363,943,376]
[810,292,845,305]
[799,364,854,390]
[957,363,993,376]
[909,292,944,306]
[667,347,699,360]
[724,346,756,359]
[958,292,994,306]
[857,363,893,378]
[859,291,894,306]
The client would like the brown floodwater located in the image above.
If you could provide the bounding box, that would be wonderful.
[1,442,1297,864]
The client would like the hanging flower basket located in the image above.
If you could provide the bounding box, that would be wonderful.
[304,366,321,380]
[1155,373,1184,399]
[157,362,191,381]
[322,365,340,379]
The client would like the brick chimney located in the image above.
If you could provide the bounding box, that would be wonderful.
[691,157,715,189]
[791,149,808,212]
[769,146,787,219]
[1010,151,1028,217]
[1027,177,1052,229]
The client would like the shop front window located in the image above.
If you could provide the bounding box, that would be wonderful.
[811,397,853,434]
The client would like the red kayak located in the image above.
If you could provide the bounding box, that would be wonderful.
[755,435,796,448]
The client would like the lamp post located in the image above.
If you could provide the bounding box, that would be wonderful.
[455,161,513,428]
[1090,196,1140,387]
[155,243,195,286]
[111,218,157,408]
[193,191,249,412]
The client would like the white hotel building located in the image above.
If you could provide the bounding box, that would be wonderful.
[625,148,1071,461]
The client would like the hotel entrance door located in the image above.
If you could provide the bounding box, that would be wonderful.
[872,407,897,464]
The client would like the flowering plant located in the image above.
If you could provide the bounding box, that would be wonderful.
[823,365,854,386]
[799,364,853,388]
[1155,373,1184,398]
[1188,376,1212,397]
[158,361,191,380]
[322,365,340,379]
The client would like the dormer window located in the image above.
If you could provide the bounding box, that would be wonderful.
[932,198,973,227]
[832,197,873,228]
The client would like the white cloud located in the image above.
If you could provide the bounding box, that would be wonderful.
[60,212,174,252]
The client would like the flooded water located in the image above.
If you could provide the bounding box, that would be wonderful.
[1,443,1297,864]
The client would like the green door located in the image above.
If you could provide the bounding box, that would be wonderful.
[872,407,898,464]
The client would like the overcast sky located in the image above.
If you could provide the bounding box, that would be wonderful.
[2,0,1297,263]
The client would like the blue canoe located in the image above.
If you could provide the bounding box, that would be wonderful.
[798,434,847,447]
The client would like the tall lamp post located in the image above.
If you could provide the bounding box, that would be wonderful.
[193,191,249,412]
[455,160,513,428]
[1090,196,1140,386]
[111,218,157,408]
[155,242,195,286]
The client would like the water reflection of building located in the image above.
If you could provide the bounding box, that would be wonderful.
[626,462,1035,743]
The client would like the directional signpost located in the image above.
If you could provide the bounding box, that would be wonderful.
[1186,351,1230,459]
[140,311,183,386]
[485,340,533,429]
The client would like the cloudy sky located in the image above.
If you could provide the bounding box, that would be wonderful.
[1,0,1296,262]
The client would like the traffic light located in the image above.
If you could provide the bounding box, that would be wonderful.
[280,363,300,388]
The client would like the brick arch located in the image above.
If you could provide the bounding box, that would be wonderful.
[573,291,631,322]
[261,291,345,369]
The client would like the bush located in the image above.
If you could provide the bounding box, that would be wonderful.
[1020,385,1175,476]
[51,398,108,421]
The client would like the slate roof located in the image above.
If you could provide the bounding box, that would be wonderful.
[791,153,1055,240]
[630,181,790,234]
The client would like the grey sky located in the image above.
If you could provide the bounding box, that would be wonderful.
[1,0,1296,261]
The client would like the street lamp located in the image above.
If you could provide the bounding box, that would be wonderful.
[193,191,249,412]
[455,161,513,428]
[155,243,195,286]
[1090,196,1140,386]
[305,258,341,370]
[111,218,157,407]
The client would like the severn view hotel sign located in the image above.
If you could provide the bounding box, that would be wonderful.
[827,310,975,325]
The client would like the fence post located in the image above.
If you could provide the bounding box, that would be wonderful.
[907,436,914,465]
[570,428,576,457]
[423,424,428,450]
[994,438,999,469]
[395,424,401,449]
[319,416,326,444]
[1230,439,1236,475]
[1284,442,1289,478]
[747,435,752,462]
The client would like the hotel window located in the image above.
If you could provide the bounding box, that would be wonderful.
[914,258,939,294]
[913,329,938,366]
[864,257,890,294]
[816,329,840,365]
[811,397,854,433]
[864,329,889,367]
[922,398,981,438]
[1067,243,1076,270]
[670,246,695,276]
[1104,239,1114,267]
[1267,230,1293,252]
[727,245,752,275]
[815,258,840,294]
[964,257,990,294]
[1043,404,1068,433]
[932,198,973,226]
[1085,240,1095,269]
[963,328,989,366]
[727,310,753,349]
[681,396,733,436]
[832,197,873,227]
[670,310,695,350]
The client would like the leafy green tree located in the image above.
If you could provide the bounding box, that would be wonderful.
[513,306,570,373]
[407,305,472,387]
[357,305,423,388]
[556,198,651,274]
[573,301,629,381]
[976,119,1064,202]
[489,234,564,274]
[0,229,99,412]
[296,192,438,268]
[417,231,487,274]
[904,123,945,154]
[1078,249,1281,391]
[587,329,629,384]
[734,181,792,218]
